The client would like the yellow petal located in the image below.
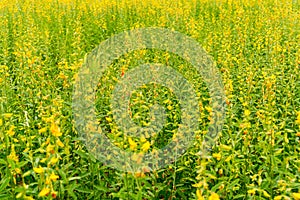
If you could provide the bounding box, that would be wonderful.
[50,123,62,137]
[292,193,300,200]
[141,141,151,152]
[33,166,44,174]
[38,188,50,197]
[128,137,137,151]
[38,127,47,134]
[212,153,222,161]
[50,173,59,181]
[196,189,204,200]
[56,139,65,147]
[208,192,220,200]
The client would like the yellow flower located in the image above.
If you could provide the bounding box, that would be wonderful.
[225,155,232,162]
[247,189,256,195]
[49,173,59,181]
[0,119,2,126]
[38,127,47,134]
[46,144,55,154]
[45,177,51,185]
[106,117,112,123]
[193,182,203,188]
[262,190,270,198]
[7,144,19,162]
[212,153,221,161]
[38,187,50,197]
[140,135,147,143]
[220,144,232,151]
[45,137,51,145]
[134,172,145,178]
[49,157,59,165]
[141,141,151,152]
[56,139,65,147]
[244,109,251,117]
[208,192,220,200]
[50,122,62,137]
[196,189,204,200]
[33,166,44,174]
[7,125,15,136]
[23,196,35,200]
[296,112,300,124]
[205,106,212,113]
[296,132,300,137]
[3,113,13,119]
[16,192,23,199]
[15,168,21,174]
[293,193,300,200]
[274,196,282,200]
[128,137,137,150]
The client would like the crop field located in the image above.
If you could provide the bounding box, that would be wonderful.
[0,0,300,199]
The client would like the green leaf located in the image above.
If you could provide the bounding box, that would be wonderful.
[0,176,10,191]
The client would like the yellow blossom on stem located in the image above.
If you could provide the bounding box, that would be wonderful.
[50,122,62,137]
[7,125,15,136]
[38,127,47,134]
[3,113,13,119]
[141,141,151,152]
[208,192,220,200]
[38,187,50,197]
[49,156,59,165]
[196,189,204,200]
[247,189,256,195]
[293,193,300,200]
[274,196,282,200]
[7,144,19,162]
[244,109,251,117]
[46,144,55,154]
[212,153,222,161]
[33,166,44,174]
[128,137,137,150]
[56,139,65,147]
[50,172,59,181]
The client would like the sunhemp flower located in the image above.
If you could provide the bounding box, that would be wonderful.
[50,122,62,137]
[38,188,50,197]
[293,193,300,200]
[56,139,65,147]
[196,189,204,200]
[244,109,251,117]
[141,141,151,152]
[128,137,137,150]
[7,144,19,162]
[296,111,300,125]
[49,157,59,165]
[3,113,13,118]
[7,125,15,136]
[38,127,47,134]
[50,172,59,181]
[208,192,220,200]
[33,166,44,174]
[212,153,221,161]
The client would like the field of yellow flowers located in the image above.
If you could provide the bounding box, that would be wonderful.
[0,0,300,199]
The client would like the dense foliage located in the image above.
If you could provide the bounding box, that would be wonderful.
[0,0,299,199]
